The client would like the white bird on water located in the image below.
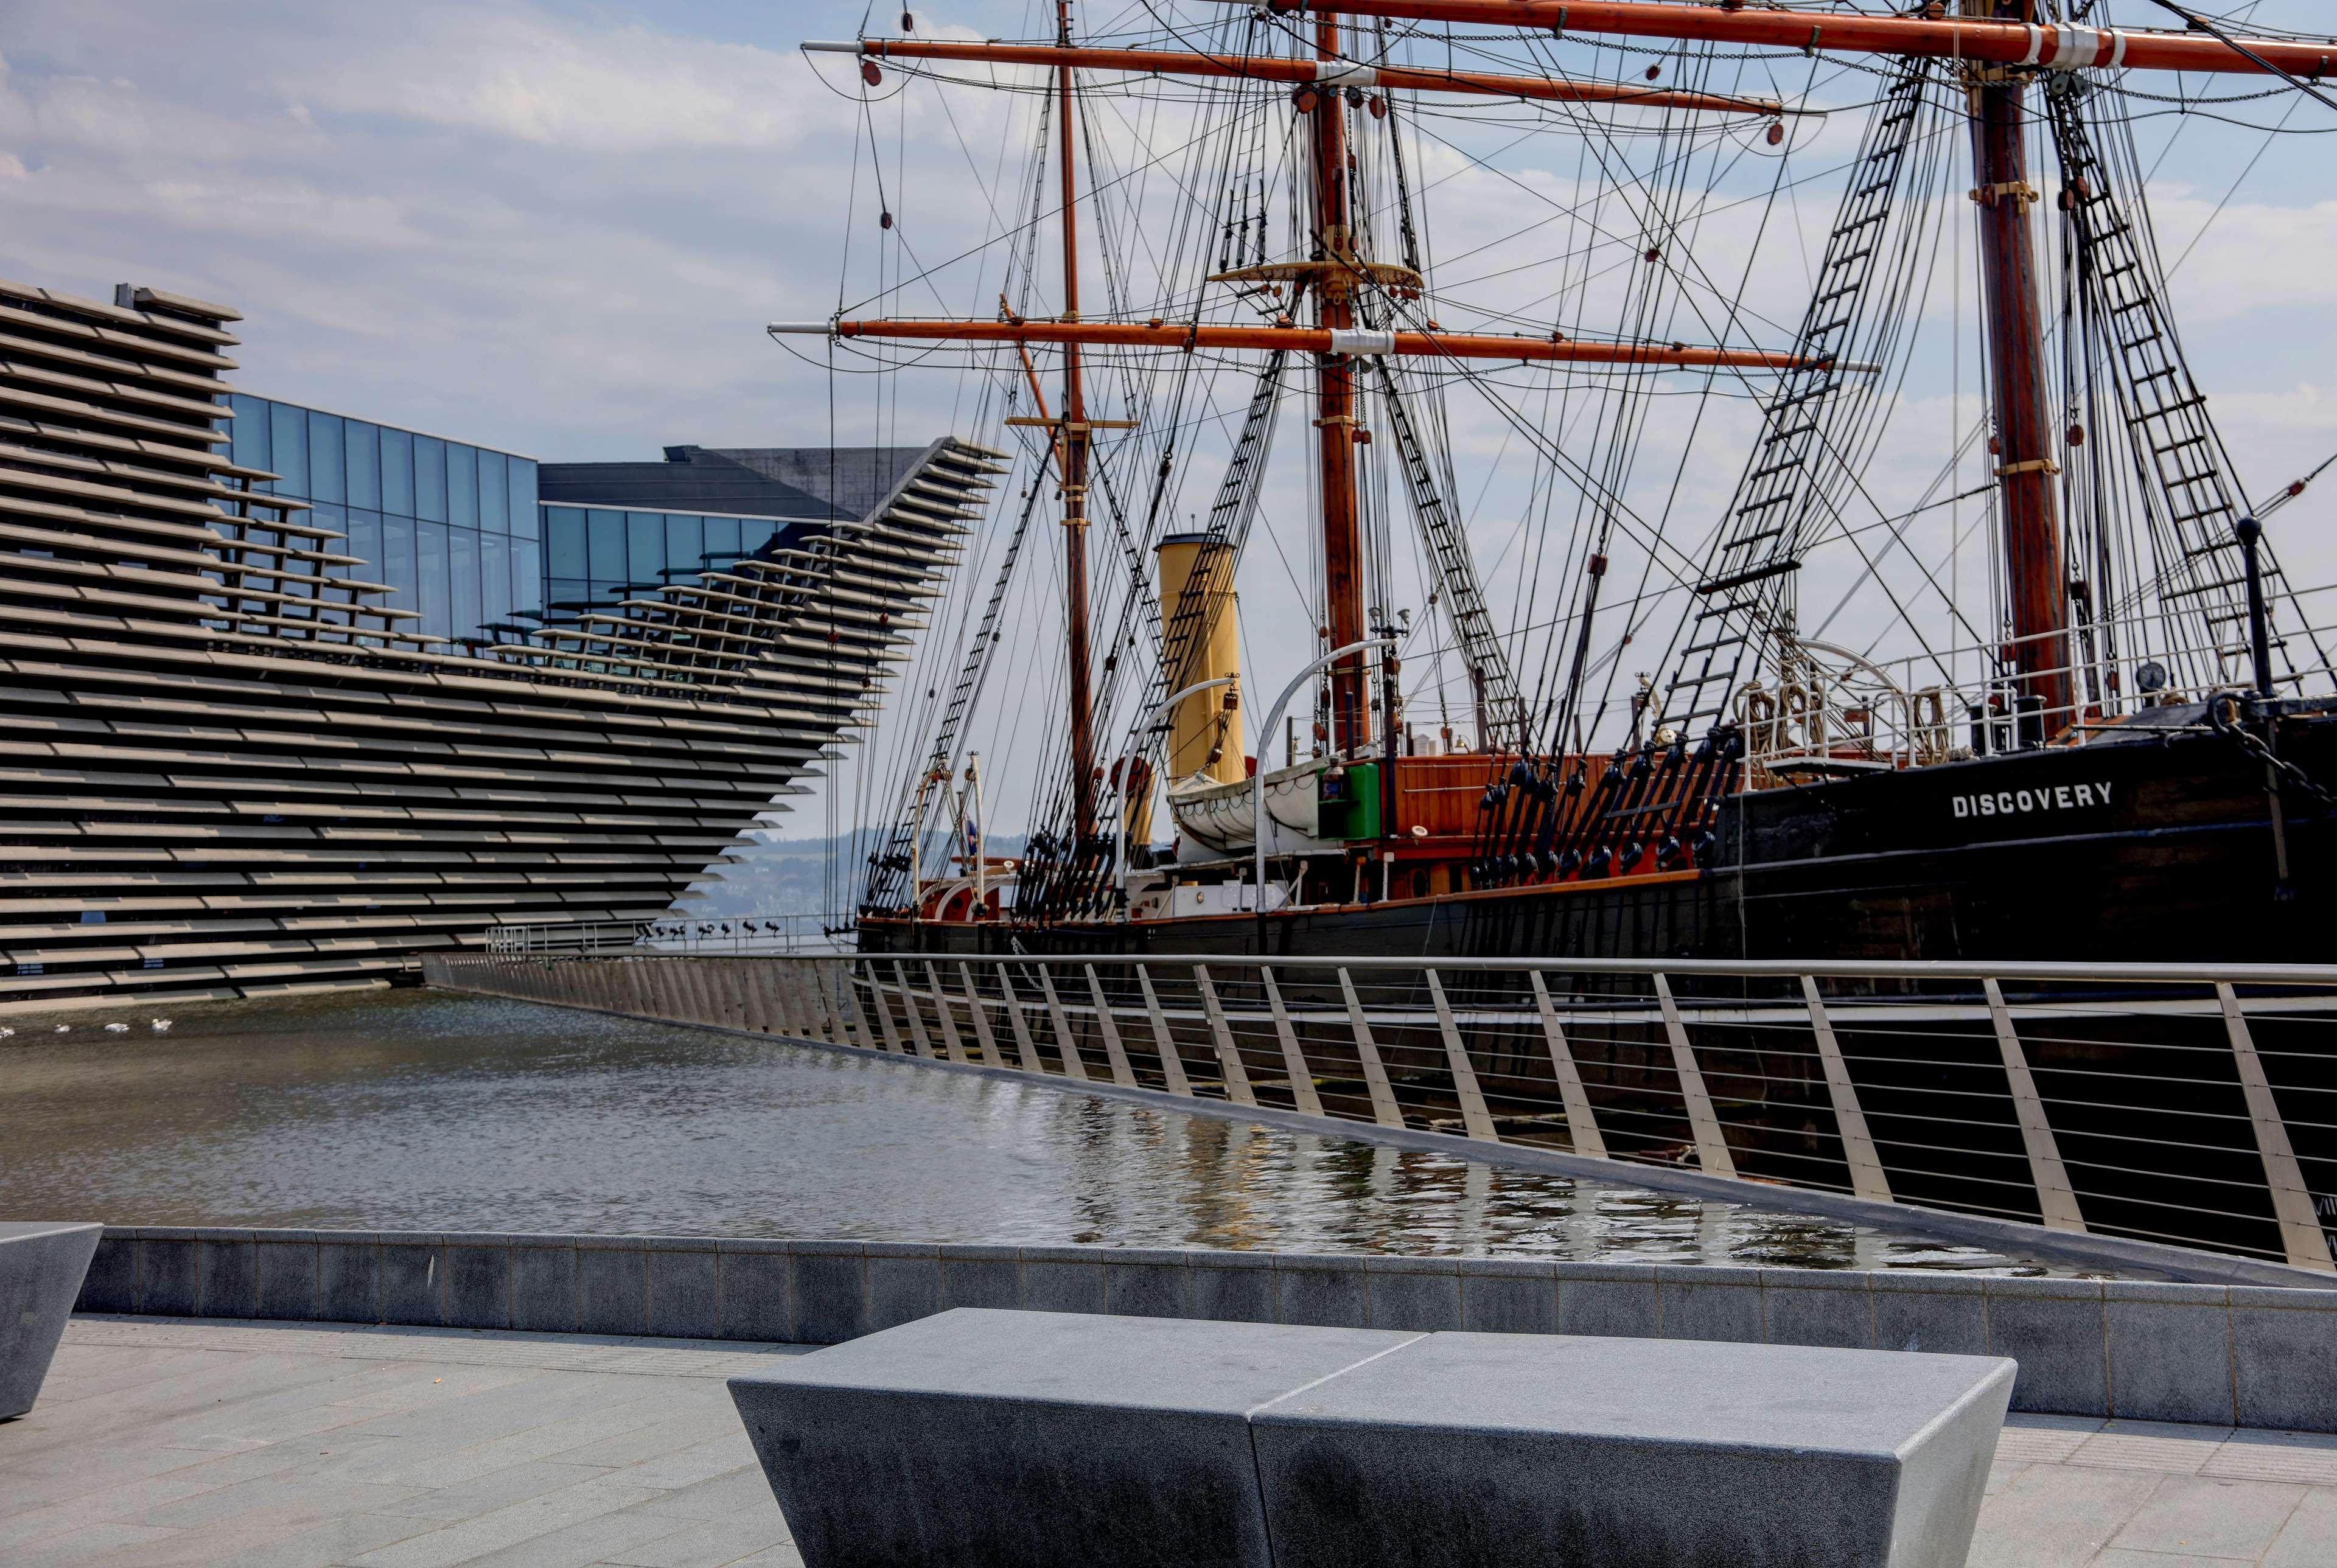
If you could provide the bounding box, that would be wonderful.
[105,1022,129,1033]
[53,1024,69,1033]
[152,1018,173,1033]
[0,1026,13,1038]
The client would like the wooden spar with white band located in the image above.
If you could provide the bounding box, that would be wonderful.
[802,38,1786,116]
[1223,0,2336,80]
[767,318,1854,373]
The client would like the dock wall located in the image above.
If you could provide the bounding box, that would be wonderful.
[74,1225,2337,1433]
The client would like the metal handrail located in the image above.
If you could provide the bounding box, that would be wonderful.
[483,913,847,956]
[693,950,2337,987]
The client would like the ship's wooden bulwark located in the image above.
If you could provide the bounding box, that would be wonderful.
[0,275,1004,1011]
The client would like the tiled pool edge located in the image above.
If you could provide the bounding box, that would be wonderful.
[69,1225,2337,1432]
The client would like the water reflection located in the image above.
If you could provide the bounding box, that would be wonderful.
[0,989,2062,1273]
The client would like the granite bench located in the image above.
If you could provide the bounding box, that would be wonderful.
[728,1306,2016,1568]
[1,1220,102,1420]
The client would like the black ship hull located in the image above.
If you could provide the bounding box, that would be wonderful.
[863,702,2336,966]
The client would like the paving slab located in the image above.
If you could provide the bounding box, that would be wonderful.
[7,1315,2337,1567]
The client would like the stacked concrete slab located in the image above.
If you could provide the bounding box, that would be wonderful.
[0,273,1002,1010]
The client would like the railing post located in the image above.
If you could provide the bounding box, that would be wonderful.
[892,960,936,1059]
[996,963,1044,1072]
[860,961,904,1053]
[2219,981,2334,1272]
[1135,966,1192,1096]
[816,962,851,1045]
[1336,967,1406,1129]
[833,963,870,1050]
[958,962,1006,1067]
[1260,966,1324,1117]
[1193,964,1256,1106]
[1526,970,1606,1159]
[1424,969,1499,1143]
[1083,964,1138,1087]
[739,961,772,1034]
[1035,965,1089,1080]
[923,961,972,1064]
[769,964,804,1036]
[1802,976,1892,1203]
[1652,973,1738,1178]
[1983,977,2086,1232]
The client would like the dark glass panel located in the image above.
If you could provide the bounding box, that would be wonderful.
[737,518,776,556]
[477,450,509,533]
[307,411,345,503]
[508,458,539,536]
[512,540,545,619]
[414,436,449,523]
[382,515,417,602]
[269,403,309,496]
[380,428,415,516]
[587,510,625,580]
[344,420,381,509]
[447,445,478,528]
[665,514,704,580]
[704,515,742,561]
[480,532,511,632]
[346,509,384,577]
[546,507,587,579]
[627,512,664,584]
[229,393,270,476]
[450,526,481,641]
[418,521,451,639]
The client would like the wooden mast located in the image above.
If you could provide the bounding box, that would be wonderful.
[1965,0,2070,731]
[1310,12,1371,756]
[1056,0,1098,842]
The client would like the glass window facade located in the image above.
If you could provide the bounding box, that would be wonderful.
[227,394,543,647]
[540,506,788,625]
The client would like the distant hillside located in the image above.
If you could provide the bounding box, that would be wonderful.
[681,830,1027,917]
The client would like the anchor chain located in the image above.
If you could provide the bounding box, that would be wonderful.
[2206,692,2337,817]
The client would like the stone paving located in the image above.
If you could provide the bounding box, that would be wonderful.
[0,1317,2333,1567]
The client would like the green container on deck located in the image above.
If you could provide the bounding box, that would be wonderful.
[1316,762,1381,841]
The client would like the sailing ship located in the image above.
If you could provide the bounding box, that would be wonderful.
[776,1,2337,969]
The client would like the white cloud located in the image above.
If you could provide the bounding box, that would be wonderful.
[4,0,2336,833]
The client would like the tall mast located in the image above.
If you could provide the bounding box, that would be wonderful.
[1966,0,2070,728]
[1310,13,1369,755]
[1057,0,1098,840]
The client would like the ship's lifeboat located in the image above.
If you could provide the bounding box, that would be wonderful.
[1166,758,1327,854]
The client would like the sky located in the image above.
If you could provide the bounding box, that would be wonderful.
[6,0,2337,868]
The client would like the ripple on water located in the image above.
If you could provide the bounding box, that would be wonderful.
[0,987,2078,1274]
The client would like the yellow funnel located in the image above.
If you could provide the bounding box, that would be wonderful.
[1156,532,1246,790]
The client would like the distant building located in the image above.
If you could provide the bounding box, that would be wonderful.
[0,273,1000,1013]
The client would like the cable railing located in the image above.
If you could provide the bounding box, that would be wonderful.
[432,949,2337,1275]
[481,913,845,956]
